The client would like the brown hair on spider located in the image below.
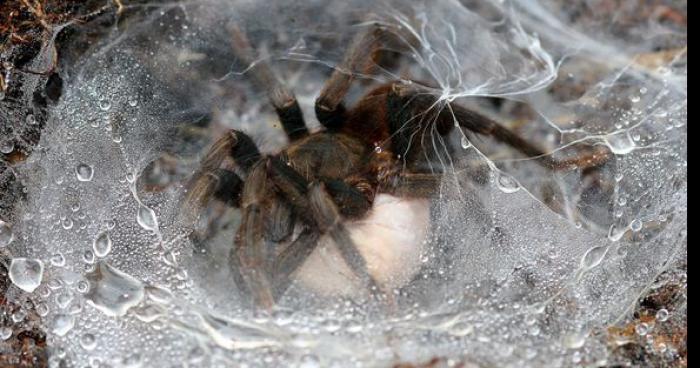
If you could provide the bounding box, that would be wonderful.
[180,23,611,309]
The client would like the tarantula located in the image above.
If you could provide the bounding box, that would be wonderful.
[181,25,609,309]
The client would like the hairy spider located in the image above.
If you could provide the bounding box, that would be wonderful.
[180,25,610,309]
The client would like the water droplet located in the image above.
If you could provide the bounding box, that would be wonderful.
[635,323,649,336]
[630,95,641,103]
[80,333,97,350]
[48,279,63,290]
[76,164,94,182]
[630,219,643,232]
[9,258,44,292]
[76,280,90,294]
[616,244,630,257]
[53,314,75,336]
[36,302,49,316]
[93,232,113,257]
[645,333,655,346]
[0,220,13,247]
[55,347,68,360]
[98,99,112,111]
[82,250,95,264]
[26,114,36,125]
[11,309,25,323]
[61,218,74,230]
[460,135,471,149]
[581,246,608,270]
[137,204,158,232]
[528,325,541,336]
[68,302,83,315]
[0,140,14,154]
[0,327,11,340]
[496,172,521,194]
[563,331,587,349]
[606,132,636,155]
[56,291,73,309]
[85,262,145,317]
[656,309,670,322]
[38,286,51,298]
[447,321,474,337]
[104,219,117,230]
[128,97,139,107]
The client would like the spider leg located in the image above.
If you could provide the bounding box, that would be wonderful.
[270,177,372,299]
[177,130,273,308]
[307,182,383,294]
[180,130,261,226]
[270,178,376,299]
[323,178,372,219]
[233,162,277,309]
[315,24,387,129]
[449,106,611,171]
[232,157,376,306]
[211,169,244,207]
[387,84,611,171]
[272,229,320,300]
[229,26,309,141]
[387,173,443,198]
[265,198,296,243]
[272,170,371,298]
[265,158,382,298]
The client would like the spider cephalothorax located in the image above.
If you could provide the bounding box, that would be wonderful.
[181,25,610,308]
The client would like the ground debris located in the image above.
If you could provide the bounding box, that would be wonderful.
[607,263,687,368]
